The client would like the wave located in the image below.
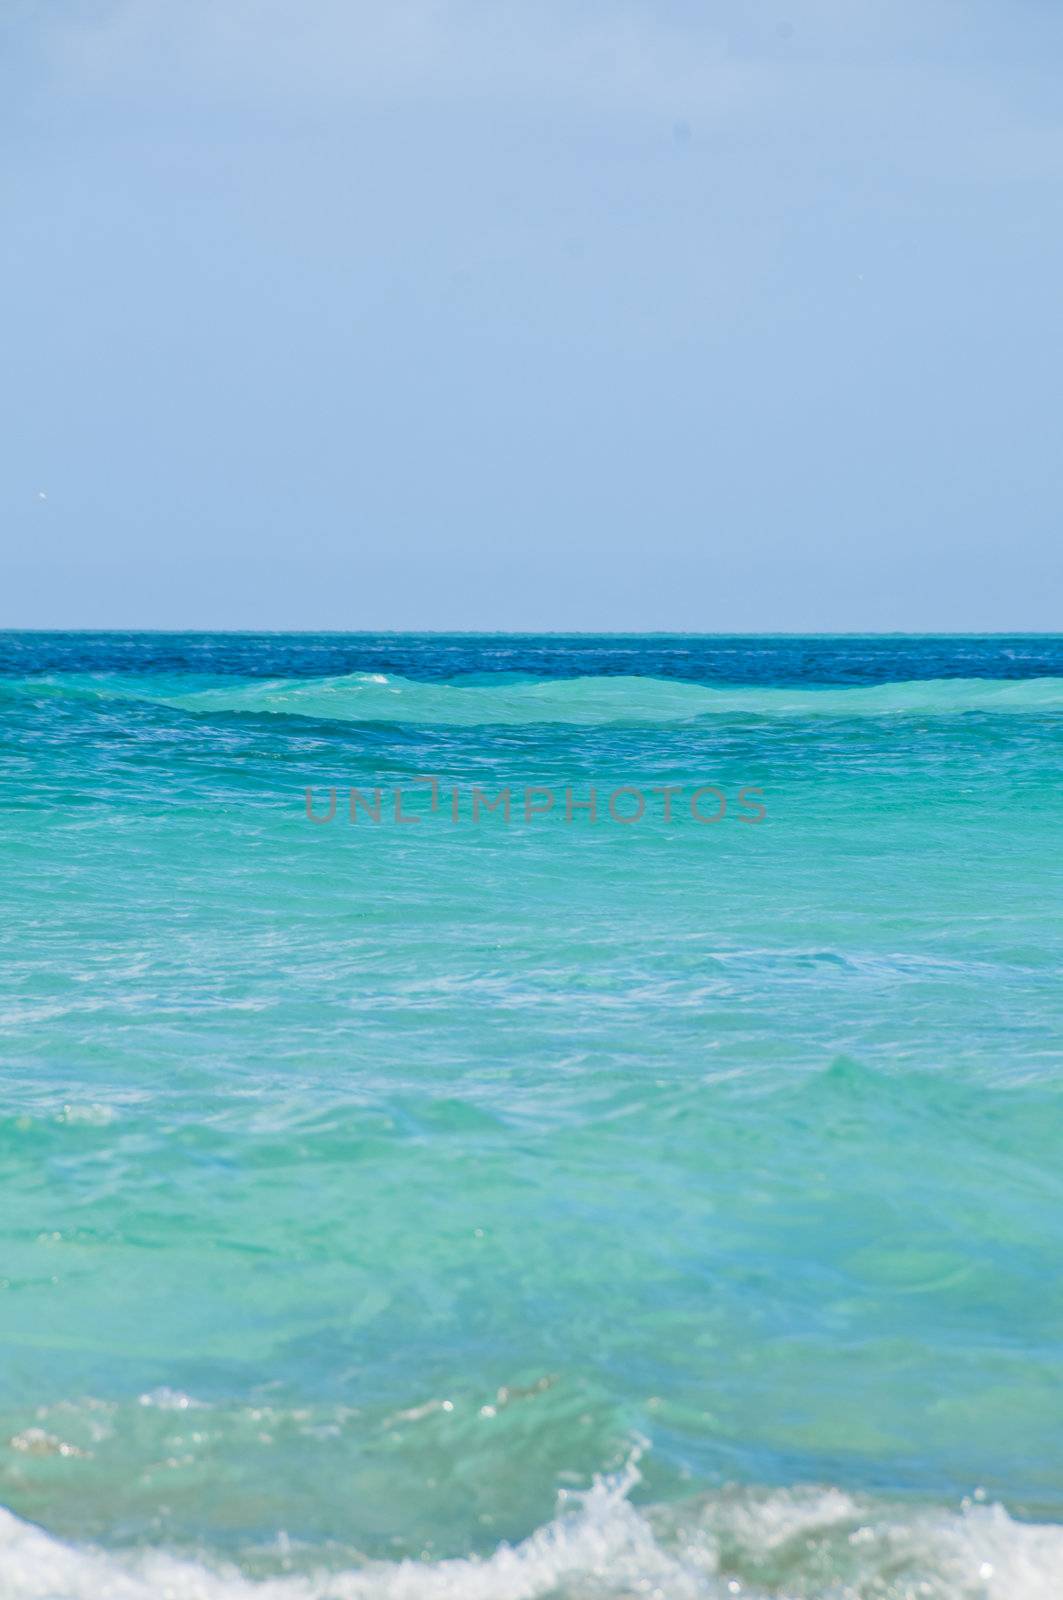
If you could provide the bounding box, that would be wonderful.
[5,672,1063,727]
[2,1449,1062,1600]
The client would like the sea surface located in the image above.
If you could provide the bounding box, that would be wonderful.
[1,632,1062,1599]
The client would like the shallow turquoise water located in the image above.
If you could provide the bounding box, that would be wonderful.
[1,635,1062,1598]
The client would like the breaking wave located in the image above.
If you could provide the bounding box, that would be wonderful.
[2,1447,1063,1600]
[5,671,1063,727]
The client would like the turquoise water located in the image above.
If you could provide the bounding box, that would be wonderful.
[1,633,1062,1599]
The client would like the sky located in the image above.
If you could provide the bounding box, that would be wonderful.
[1,0,1061,631]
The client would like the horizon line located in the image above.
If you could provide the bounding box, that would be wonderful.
[2,627,1062,640]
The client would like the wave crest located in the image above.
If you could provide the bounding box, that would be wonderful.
[3,1455,1063,1600]
[6,672,1063,727]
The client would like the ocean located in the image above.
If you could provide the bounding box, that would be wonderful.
[1,632,1061,1599]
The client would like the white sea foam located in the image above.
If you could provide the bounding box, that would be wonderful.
[3,1455,1063,1600]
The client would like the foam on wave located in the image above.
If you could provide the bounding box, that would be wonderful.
[3,1450,1063,1600]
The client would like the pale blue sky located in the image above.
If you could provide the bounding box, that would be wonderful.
[2,0,1061,630]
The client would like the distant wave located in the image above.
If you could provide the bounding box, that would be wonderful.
[2,1450,1061,1598]
[4,671,1063,726]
